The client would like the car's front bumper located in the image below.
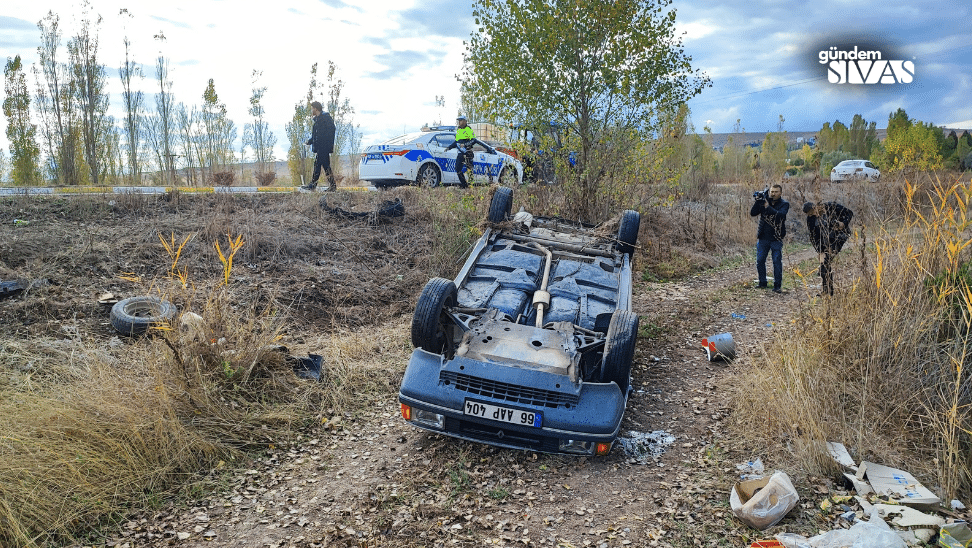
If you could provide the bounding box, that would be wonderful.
[398,349,626,455]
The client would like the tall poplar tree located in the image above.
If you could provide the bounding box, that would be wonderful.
[68,0,110,186]
[4,55,42,185]
[119,36,144,184]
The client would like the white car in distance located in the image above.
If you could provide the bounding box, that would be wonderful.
[830,159,880,182]
[359,129,523,189]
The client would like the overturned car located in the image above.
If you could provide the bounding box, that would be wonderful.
[399,187,640,456]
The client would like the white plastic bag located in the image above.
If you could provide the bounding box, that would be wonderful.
[775,512,906,548]
[729,470,799,530]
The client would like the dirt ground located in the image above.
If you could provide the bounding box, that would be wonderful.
[1,189,840,547]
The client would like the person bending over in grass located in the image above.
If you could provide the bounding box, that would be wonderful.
[803,201,854,296]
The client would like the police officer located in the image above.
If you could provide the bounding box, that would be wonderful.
[445,115,494,187]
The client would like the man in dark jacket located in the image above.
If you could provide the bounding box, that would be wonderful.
[303,101,336,191]
[803,201,853,296]
[750,184,789,293]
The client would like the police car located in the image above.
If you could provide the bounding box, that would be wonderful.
[359,129,523,189]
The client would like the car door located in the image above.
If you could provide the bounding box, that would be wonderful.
[472,140,502,182]
[431,133,461,185]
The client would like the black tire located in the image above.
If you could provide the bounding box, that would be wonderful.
[111,296,177,336]
[600,310,638,395]
[499,166,518,186]
[487,186,514,223]
[417,163,441,188]
[411,277,458,356]
[616,210,640,257]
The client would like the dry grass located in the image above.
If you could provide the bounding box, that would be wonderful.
[728,174,972,502]
[0,186,490,547]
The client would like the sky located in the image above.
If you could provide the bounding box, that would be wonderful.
[1,0,971,166]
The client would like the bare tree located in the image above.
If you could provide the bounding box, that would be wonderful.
[35,11,79,185]
[68,0,110,187]
[119,31,144,184]
[243,69,276,177]
[152,32,177,185]
[175,102,198,186]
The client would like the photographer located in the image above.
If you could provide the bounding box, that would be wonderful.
[803,201,853,296]
[750,184,789,293]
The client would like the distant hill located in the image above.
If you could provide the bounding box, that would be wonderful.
[698,126,972,152]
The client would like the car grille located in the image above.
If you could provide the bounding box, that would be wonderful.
[441,372,579,408]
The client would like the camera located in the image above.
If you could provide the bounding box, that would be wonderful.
[753,188,769,201]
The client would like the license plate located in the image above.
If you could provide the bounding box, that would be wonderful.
[464,400,542,428]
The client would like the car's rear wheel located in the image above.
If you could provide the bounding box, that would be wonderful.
[487,186,514,223]
[499,165,517,186]
[616,210,640,257]
[417,163,441,188]
[600,310,638,395]
[411,277,458,357]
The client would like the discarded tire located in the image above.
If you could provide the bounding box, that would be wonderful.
[110,296,177,336]
[616,210,640,257]
[411,277,458,356]
[600,310,638,395]
[487,186,514,223]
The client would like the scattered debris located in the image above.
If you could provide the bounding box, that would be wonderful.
[616,430,675,464]
[730,470,799,530]
[940,522,972,548]
[872,503,945,528]
[736,458,766,480]
[776,512,907,548]
[701,332,736,361]
[858,461,941,507]
[289,354,324,381]
[97,292,119,306]
[109,296,178,336]
[0,280,27,299]
[320,196,404,221]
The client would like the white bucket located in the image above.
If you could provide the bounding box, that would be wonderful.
[701,332,736,361]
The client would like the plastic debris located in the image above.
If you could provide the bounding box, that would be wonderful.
[736,458,765,480]
[701,332,736,361]
[940,522,972,548]
[289,354,324,381]
[775,511,906,548]
[730,470,800,530]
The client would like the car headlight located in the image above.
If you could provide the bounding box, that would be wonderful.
[559,439,595,455]
[406,407,445,430]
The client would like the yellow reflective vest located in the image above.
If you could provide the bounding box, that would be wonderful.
[456,126,475,141]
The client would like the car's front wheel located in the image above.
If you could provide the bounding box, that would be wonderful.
[411,277,458,357]
[600,310,638,395]
[417,163,441,188]
[499,165,518,186]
